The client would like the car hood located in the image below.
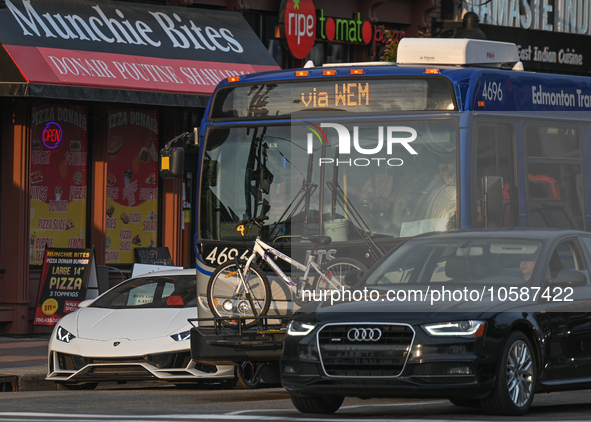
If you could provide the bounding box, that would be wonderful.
[74,307,195,340]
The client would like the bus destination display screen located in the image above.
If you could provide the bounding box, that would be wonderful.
[210,78,456,120]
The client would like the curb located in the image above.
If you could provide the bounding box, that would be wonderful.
[0,373,57,392]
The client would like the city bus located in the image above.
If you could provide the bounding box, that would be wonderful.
[165,37,591,322]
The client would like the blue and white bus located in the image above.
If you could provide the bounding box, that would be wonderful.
[181,38,591,317]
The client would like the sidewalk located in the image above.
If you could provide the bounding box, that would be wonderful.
[0,334,56,392]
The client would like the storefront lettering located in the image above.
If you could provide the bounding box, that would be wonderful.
[65,152,87,166]
[48,200,68,213]
[139,188,157,201]
[31,186,48,201]
[52,218,67,230]
[106,217,116,230]
[37,219,52,230]
[42,122,62,149]
[120,229,131,240]
[68,238,85,248]
[32,151,51,165]
[467,1,591,34]
[6,0,244,52]
[123,180,138,207]
[107,187,119,200]
[57,107,87,130]
[282,0,316,59]
[32,107,87,130]
[143,220,157,231]
[129,213,141,223]
[130,113,157,133]
[69,186,86,201]
[317,10,372,44]
[112,61,183,84]
[108,111,127,129]
[49,56,116,79]
[36,237,53,248]
[105,251,119,262]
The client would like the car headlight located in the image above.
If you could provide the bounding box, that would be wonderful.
[170,330,191,341]
[422,320,485,338]
[56,326,76,343]
[287,320,316,336]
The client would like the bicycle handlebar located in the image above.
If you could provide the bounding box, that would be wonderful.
[237,216,269,227]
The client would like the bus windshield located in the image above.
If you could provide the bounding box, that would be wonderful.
[200,118,458,243]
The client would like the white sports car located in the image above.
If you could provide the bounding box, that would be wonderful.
[46,268,235,389]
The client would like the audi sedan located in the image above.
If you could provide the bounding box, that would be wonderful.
[47,268,235,389]
[281,229,591,416]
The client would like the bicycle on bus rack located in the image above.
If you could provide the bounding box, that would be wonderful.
[206,216,367,328]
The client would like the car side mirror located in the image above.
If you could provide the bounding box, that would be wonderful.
[78,299,94,308]
[547,270,587,288]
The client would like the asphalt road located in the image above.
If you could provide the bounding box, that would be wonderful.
[0,384,590,422]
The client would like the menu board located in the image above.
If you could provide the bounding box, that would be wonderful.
[106,108,159,264]
[34,248,97,326]
[30,104,88,265]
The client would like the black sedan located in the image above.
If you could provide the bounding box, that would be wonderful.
[281,229,591,416]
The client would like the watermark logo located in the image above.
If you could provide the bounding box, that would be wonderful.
[305,122,417,167]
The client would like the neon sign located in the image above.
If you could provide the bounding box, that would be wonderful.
[43,122,63,149]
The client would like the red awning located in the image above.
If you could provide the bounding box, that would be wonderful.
[0,0,279,106]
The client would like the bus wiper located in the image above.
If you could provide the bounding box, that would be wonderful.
[326,180,386,261]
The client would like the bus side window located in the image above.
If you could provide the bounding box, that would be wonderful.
[525,124,584,230]
[474,123,516,228]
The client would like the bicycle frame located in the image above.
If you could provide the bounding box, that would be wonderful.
[243,237,336,290]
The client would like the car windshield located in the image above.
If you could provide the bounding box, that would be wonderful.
[363,237,543,289]
[200,118,458,242]
[90,275,196,309]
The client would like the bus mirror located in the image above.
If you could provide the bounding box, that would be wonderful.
[159,146,185,179]
[482,176,503,227]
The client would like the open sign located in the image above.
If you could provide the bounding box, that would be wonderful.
[43,122,63,149]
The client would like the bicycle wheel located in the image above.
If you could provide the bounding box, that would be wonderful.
[207,261,271,328]
[311,258,367,299]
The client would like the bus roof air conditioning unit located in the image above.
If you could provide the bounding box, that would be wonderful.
[396,38,519,68]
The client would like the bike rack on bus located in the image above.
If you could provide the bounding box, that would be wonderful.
[187,315,290,366]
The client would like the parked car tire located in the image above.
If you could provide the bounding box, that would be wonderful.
[289,393,344,414]
[481,331,536,416]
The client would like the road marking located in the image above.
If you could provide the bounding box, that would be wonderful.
[0,413,589,422]
[227,399,448,414]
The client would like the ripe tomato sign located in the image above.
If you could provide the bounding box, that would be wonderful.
[281,0,317,59]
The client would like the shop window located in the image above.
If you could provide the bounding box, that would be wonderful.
[525,124,584,230]
[105,108,159,264]
[30,104,88,265]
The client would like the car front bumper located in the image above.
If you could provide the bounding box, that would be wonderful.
[46,336,234,382]
[281,322,498,399]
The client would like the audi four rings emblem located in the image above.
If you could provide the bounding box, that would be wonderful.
[347,328,382,341]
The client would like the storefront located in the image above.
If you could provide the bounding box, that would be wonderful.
[0,0,437,335]
[272,0,437,66]
[0,0,278,334]
[461,1,591,75]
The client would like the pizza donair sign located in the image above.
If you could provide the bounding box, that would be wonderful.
[106,108,159,264]
[30,104,88,265]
